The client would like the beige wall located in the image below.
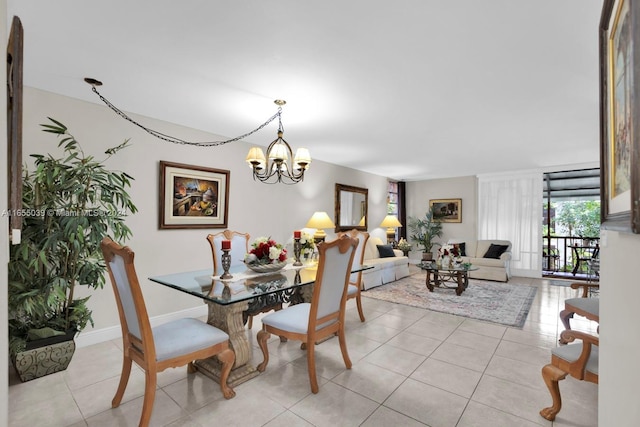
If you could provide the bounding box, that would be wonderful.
[599,229,640,425]
[20,87,392,345]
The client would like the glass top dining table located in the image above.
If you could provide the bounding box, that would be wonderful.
[149,262,372,306]
[148,262,372,387]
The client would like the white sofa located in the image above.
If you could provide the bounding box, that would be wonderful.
[361,237,411,290]
[448,239,512,282]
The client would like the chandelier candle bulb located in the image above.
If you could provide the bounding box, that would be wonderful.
[221,240,231,250]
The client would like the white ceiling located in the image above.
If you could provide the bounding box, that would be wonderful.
[7,0,603,181]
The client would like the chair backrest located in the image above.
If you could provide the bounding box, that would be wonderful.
[338,229,369,286]
[309,235,358,330]
[100,237,156,362]
[206,230,250,275]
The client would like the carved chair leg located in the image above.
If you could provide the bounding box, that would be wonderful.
[306,339,319,393]
[139,369,157,427]
[217,348,237,399]
[112,355,132,408]
[247,316,253,329]
[337,325,352,369]
[256,330,271,372]
[540,363,568,421]
[355,295,366,322]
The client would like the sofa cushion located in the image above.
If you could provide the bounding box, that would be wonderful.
[483,244,509,259]
[453,242,466,256]
[376,244,396,258]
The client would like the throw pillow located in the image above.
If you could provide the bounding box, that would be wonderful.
[376,244,396,258]
[454,242,466,256]
[483,243,509,259]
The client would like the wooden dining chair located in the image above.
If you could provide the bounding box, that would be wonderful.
[101,237,236,427]
[559,282,599,344]
[540,330,599,421]
[256,235,358,393]
[338,229,369,322]
[206,230,251,277]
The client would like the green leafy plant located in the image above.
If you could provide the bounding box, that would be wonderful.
[8,118,137,353]
[408,206,443,253]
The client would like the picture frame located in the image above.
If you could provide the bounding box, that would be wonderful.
[7,17,23,238]
[159,161,229,229]
[600,0,640,233]
[429,198,462,223]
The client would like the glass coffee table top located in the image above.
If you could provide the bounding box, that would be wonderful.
[418,262,479,272]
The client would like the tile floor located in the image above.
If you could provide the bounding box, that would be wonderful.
[8,273,598,427]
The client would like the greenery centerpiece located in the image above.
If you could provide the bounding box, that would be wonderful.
[397,238,412,256]
[408,206,443,261]
[8,118,137,379]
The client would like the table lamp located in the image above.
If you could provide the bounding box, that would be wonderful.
[380,215,402,246]
[306,211,335,243]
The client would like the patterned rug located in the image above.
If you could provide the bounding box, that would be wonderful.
[362,273,537,328]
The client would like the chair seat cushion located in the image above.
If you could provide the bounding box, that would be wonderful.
[552,343,599,375]
[153,318,229,362]
[262,303,311,334]
[565,298,599,317]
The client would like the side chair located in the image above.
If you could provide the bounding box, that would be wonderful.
[338,229,369,322]
[101,237,236,427]
[559,282,599,344]
[207,230,282,328]
[540,330,599,421]
[256,235,358,393]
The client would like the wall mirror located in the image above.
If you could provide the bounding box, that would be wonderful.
[335,183,368,231]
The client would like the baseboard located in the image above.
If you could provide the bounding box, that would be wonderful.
[74,305,208,348]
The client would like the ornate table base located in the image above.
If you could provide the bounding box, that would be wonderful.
[194,300,259,387]
[425,269,469,296]
[193,283,311,387]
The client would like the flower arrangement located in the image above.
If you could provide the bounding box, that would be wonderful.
[299,231,316,258]
[244,237,287,265]
[397,238,412,253]
[438,243,461,258]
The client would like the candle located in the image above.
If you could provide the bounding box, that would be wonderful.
[294,230,301,239]
[221,240,231,250]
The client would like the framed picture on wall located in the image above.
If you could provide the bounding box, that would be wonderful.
[600,0,640,233]
[429,198,462,223]
[159,161,230,229]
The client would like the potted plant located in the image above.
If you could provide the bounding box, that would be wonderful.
[408,206,443,261]
[8,118,137,381]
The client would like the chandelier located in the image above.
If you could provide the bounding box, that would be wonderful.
[85,79,311,185]
[245,100,311,184]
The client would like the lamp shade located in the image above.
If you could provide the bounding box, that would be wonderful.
[379,215,402,228]
[246,147,266,168]
[306,211,336,229]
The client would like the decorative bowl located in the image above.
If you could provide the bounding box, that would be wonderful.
[245,261,286,273]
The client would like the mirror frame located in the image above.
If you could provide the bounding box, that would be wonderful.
[334,183,368,232]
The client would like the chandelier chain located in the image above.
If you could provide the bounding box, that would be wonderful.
[90,86,280,147]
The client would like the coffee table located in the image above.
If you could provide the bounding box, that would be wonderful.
[418,262,478,296]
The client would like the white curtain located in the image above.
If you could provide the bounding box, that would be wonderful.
[477,171,542,278]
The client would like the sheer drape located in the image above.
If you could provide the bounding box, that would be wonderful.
[477,172,542,278]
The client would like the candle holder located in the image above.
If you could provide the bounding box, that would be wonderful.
[220,249,233,279]
[293,237,303,266]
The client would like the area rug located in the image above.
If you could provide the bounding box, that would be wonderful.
[362,273,537,328]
